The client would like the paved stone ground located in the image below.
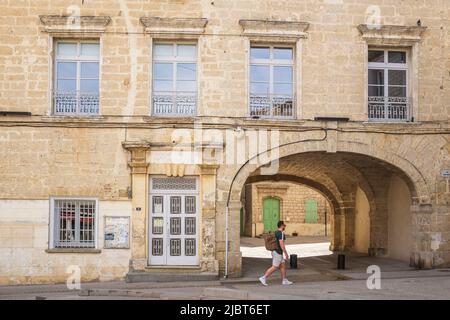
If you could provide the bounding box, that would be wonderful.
[1,236,450,300]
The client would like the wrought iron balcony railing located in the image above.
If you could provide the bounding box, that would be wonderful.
[250,94,295,119]
[368,96,410,122]
[152,91,197,116]
[54,91,99,115]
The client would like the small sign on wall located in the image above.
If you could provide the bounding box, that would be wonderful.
[441,170,450,178]
[104,216,130,249]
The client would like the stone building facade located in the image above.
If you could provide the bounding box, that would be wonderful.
[0,0,449,284]
[243,182,332,237]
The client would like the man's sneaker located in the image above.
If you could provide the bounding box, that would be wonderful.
[282,279,293,285]
[259,276,268,286]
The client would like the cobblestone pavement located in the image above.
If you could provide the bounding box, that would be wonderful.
[1,236,450,300]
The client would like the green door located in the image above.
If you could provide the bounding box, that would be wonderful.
[305,199,318,223]
[263,198,280,232]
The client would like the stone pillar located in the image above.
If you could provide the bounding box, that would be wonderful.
[226,200,243,277]
[368,181,389,257]
[216,200,242,278]
[343,208,356,251]
[122,141,150,271]
[410,204,433,269]
[331,195,355,252]
[331,211,343,251]
[342,193,356,251]
[198,164,219,274]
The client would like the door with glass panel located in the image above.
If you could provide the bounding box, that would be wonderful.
[149,177,199,266]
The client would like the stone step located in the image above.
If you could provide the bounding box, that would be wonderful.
[125,271,219,283]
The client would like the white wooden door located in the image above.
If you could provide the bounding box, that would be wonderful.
[149,176,199,266]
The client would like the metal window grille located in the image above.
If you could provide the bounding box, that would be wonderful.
[250,94,294,118]
[185,196,196,214]
[170,196,181,214]
[152,196,163,213]
[170,239,181,256]
[152,217,164,234]
[185,239,196,256]
[152,238,163,256]
[54,199,96,248]
[170,217,181,235]
[185,217,196,235]
[152,177,197,191]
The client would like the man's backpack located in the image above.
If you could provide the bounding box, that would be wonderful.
[263,232,279,251]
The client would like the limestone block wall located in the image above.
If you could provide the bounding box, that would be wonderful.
[246,182,332,237]
[0,0,449,281]
[0,0,448,120]
[0,200,131,285]
[0,127,130,200]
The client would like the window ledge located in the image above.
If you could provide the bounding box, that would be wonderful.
[46,248,101,254]
[43,115,104,120]
[357,24,427,45]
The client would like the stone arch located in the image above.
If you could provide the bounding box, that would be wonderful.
[245,174,341,213]
[223,140,434,277]
[229,140,427,204]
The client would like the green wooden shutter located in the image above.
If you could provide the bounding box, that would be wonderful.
[305,199,318,223]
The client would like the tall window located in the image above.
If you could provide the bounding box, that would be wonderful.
[368,49,409,121]
[250,46,294,118]
[54,41,100,115]
[52,199,97,248]
[152,43,197,116]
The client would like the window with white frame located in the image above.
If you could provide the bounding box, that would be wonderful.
[54,41,100,115]
[52,199,97,248]
[152,43,197,116]
[368,49,409,121]
[250,46,294,118]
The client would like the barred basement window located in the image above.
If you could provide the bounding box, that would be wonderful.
[53,199,97,248]
[54,41,100,115]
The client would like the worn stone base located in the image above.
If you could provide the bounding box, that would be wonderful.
[125,271,219,283]
[127,258,220,281]
[129,259,147,272]
[410,252,434,269]
[368,247,387,257]
[219,251,242,278]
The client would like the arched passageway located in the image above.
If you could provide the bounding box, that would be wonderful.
[231,150,426,276]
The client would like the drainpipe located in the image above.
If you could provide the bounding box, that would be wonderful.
[224,206,229,278]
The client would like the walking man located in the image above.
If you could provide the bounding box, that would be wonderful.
[259,220,293,286]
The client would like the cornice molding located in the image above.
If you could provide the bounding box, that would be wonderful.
[39,15,111,34]
[121,141,151,151]
[357,24,427,45]
[239,19,309,39]
[140,17,208,36]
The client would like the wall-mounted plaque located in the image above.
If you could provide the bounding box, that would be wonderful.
[441,170,450,178]
[104,216,130,249]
